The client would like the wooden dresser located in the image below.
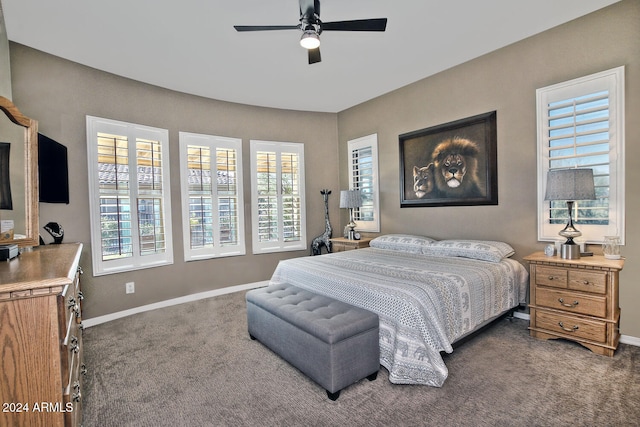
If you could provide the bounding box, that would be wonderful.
[0,243,84,426]
[524,251,624,357]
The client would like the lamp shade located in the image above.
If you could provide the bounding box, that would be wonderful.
[544,168,595,201]
[0,142,12,210]
[339,190,362,209]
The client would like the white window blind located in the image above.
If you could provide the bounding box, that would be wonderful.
[537,66,625,244]
[179,132,245,261]
[250,140,306,253]
[87,116,173,275]
[348,134,380,232]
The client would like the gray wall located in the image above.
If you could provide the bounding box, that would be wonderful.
[337,0,640,339]
[9,0,639,339]
[10,44,339,318]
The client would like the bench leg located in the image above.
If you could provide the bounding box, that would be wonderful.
[326,390,340,401]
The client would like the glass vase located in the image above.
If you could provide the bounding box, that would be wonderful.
[602,236,621,260]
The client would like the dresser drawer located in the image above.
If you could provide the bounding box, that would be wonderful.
[535,266,567,288]
[535,287,606,318]
[535,310,606,343]
[568,270,607,294]
[63,343,83,426]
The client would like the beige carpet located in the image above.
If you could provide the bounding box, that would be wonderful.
[81,290,640,426]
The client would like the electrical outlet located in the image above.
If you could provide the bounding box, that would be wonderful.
[125,282,135,294]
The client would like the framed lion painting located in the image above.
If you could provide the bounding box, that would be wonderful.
[399,111,497,207]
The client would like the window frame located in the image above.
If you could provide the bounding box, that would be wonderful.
[86,116,174,276]
[347,133,380,233]
[179,132,246,261]
[250,140,306,254]
[536,66,625,244]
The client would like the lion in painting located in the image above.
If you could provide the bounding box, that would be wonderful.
[431,137,484,198]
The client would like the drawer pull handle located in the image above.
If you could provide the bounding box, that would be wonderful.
[558,321,579,333]
[548,276,555,280]
[558,298,579,308]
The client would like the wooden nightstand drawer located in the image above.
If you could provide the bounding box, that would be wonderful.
[535,310,606,343]
[568,270,607,294]
[536,287,606,318]
[535,266,567,288]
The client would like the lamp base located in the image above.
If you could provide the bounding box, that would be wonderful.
[561,243,580,260]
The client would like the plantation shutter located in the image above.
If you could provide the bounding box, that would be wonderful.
[546,91,610,226]
[347,134,380,233]
[251,140,306,254]
[179,132,245,261]
[88,116,173,275]
[536,66,625,243]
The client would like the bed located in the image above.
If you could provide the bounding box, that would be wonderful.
[269,234,529,387]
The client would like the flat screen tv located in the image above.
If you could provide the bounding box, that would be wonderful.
[38,133,70,204]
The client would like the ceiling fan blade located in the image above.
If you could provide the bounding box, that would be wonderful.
[234,25,299,32]
[308,47,321,64]
[322,18,387,32]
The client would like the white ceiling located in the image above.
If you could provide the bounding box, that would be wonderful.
[2,0,620,113]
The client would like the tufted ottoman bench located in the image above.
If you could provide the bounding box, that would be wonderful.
[246,283,380,400]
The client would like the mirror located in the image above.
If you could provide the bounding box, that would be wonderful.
[0,96,38,248]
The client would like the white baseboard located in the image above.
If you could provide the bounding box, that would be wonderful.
[510,311,639,347]
[82,281,268,328]
[620,334,640,347]
[513,311,530,321]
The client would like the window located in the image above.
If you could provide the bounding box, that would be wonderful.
[86,116,173,275]
[179,132,245,261]
[536,66,625,244]
[250,140,306,254]
[347,134,380,232]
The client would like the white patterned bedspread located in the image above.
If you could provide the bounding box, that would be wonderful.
[269,247,528,387]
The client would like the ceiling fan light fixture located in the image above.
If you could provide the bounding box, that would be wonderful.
[300,30,320,49]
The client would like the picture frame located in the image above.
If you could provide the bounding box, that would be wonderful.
[399,111,497,207]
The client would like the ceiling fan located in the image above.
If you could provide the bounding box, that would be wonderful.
[234,0,387,64]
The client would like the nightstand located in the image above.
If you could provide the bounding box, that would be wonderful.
[330,237,372,252]
[524,252,624,356]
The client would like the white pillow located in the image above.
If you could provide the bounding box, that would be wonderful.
[422,239,515,262]
[369,234,436,254]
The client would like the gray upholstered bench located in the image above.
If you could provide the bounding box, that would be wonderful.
[246,283,380,400]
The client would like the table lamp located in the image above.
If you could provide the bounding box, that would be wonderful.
[339,190,362,240]
[544,168,595,259]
